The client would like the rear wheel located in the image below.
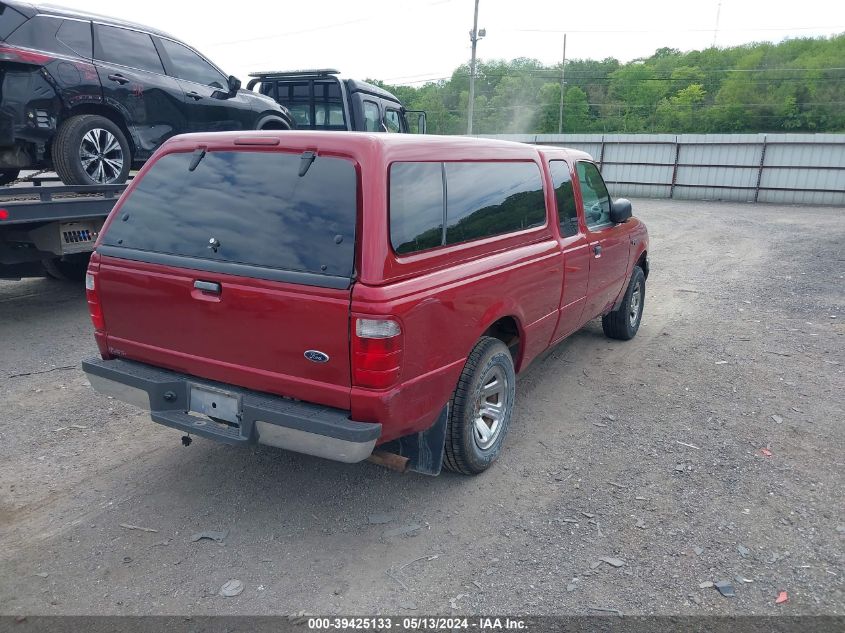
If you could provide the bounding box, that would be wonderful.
[443,337,516,475]
[53,115,131,185]
[42,253,90,281]
[0,169,20,186]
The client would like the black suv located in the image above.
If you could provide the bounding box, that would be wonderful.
[0,1,293,185]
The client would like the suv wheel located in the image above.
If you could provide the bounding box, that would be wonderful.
[0,169,20,186]
[53,115,131,185]
[443,336,516,475]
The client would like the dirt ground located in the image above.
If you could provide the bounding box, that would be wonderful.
[0,199,842,616]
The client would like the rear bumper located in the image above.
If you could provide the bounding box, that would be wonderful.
[82,357,380,463]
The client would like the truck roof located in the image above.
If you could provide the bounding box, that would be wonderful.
[159,131,593,164]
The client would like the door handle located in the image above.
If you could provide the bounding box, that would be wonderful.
[186,91,203,101]
[193,280,221,294]
[107,73,129,85]
[593,244,602,257]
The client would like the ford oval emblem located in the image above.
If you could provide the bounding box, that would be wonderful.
[304,350,330,363]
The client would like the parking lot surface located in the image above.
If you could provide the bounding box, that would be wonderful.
[0,199,842,615]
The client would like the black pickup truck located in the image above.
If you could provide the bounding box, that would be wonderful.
[247,69,426,134]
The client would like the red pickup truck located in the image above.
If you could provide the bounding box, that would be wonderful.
[82,132,649,476]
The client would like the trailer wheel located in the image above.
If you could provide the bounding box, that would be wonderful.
[53,115,131,185]
[0,169,20,186]
[42,254,90,281]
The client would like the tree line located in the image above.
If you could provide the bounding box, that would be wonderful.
[371,34,845,135]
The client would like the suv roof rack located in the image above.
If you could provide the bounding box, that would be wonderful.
[248,69,341,79]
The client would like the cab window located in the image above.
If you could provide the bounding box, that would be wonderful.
[384,108,401,133]
[576,162,611,228]
[363,100,381,132]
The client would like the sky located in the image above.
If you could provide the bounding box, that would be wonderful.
[51,0,845,84]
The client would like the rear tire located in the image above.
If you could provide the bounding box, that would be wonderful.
[0,169,20,186]
[42,253,90,281]
[602,266,645,340]
[53,115,131,185]
[443,337,516,475]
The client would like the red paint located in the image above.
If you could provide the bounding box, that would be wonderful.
[91,132,648,443]
[776,591,788,604]
[0,209,8,221]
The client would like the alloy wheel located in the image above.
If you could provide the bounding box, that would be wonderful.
[80,128,124,184]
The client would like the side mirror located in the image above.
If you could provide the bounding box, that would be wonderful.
[610,198,633,223]
[227,75,241,97]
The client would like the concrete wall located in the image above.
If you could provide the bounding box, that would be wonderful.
[481,133,845,206]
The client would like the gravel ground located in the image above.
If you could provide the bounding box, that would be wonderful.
[0,199,842,616]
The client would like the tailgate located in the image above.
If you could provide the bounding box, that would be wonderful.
[94,146,358,410]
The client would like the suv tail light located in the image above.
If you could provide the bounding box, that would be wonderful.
[0,45,52,65]
[85,261,105,332]
[352,317,403,389]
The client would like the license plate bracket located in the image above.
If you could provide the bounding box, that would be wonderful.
[189,385,241,424]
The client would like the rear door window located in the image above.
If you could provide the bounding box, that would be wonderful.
[102,151,358,281]
[0,3,28,40]
[444,162,546,245]
[549,160,579,237]
[95,24,164,74]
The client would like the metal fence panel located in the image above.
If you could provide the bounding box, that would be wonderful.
[482,133,845,206]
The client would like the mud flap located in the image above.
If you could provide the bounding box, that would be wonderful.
[385,404,448,476]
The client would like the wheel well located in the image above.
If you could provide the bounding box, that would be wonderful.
[483,317,522,367]
[637,250,649,279]
[58,105,135,155]
[257,113,291,130]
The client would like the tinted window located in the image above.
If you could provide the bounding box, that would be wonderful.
[576,162,611,228]
[160,38,225,88]
[102,151,357,277]
[390,162,444,254]
[7,16,59,54]
[0,3,27,40]
[549,160,579,237]
[444,162,546,245]
[57,20,92,57]
[363,100,380,131]
[95,25,163,74]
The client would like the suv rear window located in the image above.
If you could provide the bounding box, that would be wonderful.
[0,3,27,40]
[7,16,92,57]
[101,151,357,284]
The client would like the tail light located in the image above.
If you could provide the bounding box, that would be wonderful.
[352,317,403,389]
[0,45,52,65]
[85,260,105,332]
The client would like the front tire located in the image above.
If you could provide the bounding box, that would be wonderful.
[443,337,516,475]
[53,115,131,185]
[602,266,645,340]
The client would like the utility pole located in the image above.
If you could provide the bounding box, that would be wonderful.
[467,0,483,135]
[557,33,567,134]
